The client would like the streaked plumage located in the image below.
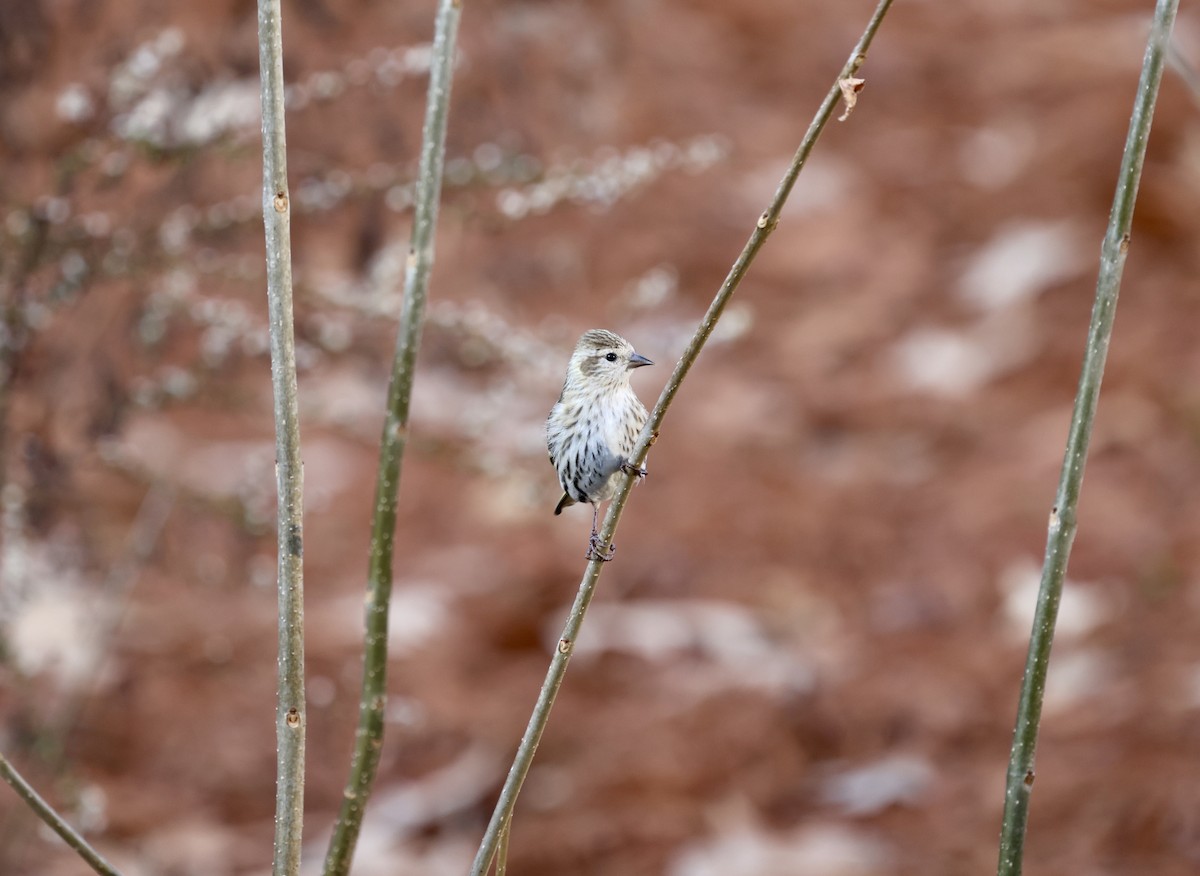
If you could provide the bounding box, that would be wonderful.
[547,329,653,560]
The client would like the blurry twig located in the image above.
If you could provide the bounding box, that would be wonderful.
[468,1,897,873]
[321,1,464,874]
[1167,41,1200,108]
[0,485,172,869]
[996,2,1179,875]
[0,211,50,508]
[0,753,123,876]
[256,1,307,874]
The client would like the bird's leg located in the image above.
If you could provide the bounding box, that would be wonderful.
[585,503,615,562]
[620,459,647,481]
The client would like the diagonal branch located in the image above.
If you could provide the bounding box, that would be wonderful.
[0,753,123,876]
[321,1,465,874]
[257,1,307,874]
[996,2,1179,874]
[468,1,897,873]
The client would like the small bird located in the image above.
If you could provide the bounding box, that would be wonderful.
[547,329,653,561]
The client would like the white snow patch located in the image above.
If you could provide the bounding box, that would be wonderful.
[958,221,1087,312]
[56,83,95,122]
[820,755,935,816]
[2,541,101,689]
[669,822,889,876]
[1043,647,1115,712]
[558,599,815,695]
[175,80,261,145]
[1000,558,1109,642]
[891,303,1041,398]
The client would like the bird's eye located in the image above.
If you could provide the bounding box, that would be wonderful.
[605,352,618,362]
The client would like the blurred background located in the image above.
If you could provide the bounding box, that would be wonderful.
[2,0,1200,873]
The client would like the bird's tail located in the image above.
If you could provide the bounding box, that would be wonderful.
[554,492,574,515]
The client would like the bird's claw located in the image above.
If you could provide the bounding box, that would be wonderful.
[620,460,647,481]
[586,532,616,562]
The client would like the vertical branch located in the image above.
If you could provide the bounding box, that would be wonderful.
[322,1,464,874]
[256,2,306,875]
[996,2,1179,874]
[0,753,123,876]
[468,1,897,873]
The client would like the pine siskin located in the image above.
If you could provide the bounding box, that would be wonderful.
[547,329,653,561]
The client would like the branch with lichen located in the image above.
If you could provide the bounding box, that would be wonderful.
[321,1,464,875]
[256,1,307,874]
[468,1,898,872]
[996,2,1178,874]
[0,753,123,876]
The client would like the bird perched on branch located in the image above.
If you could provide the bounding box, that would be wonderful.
[547,329,653,561]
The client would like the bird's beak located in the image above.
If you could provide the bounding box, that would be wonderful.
[628,352,654,369]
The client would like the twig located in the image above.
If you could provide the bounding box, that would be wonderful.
[996,3,1179,875]
[0,753,123,876]
[0,212,50,513]
[257,1,307,874]
[1167,41,1200,108]
[321,1,464,874]
[468,1,897,872]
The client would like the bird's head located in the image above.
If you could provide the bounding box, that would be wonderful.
[569,328,653,391]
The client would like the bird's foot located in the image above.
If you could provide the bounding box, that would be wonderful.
[586,532,616,562]
[620,459,647,481]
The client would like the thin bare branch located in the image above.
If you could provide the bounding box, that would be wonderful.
[469,1,897,873]
[0,753,123,876]
[256,1,307,873]
[322,1,464,874]
[996,2,1179,874]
